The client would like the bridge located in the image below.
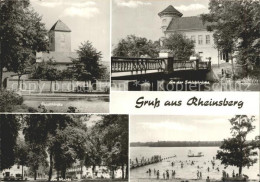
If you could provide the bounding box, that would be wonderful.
[111,57,212,91]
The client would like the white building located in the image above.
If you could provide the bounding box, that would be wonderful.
[65,164,126,180]
[1,164,28,180]
[159,5,228,65]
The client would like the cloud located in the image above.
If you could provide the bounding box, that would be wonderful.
[114,0,151,8]
[32,0,99,19]
[61,6,100,18]
[32,0,62,8]
[175,4,206,11]
[33,0,96,8]
[141,121,196,132]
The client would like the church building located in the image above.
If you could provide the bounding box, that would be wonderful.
[158,5,227,65]
[36,20,78,70]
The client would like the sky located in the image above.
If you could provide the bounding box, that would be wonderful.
[130,115,260,142]
[30,0,110,62]
[112,0,210,48]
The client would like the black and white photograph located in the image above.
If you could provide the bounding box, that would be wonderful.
[111,0,260,91]
[1,114,129,181]
[0,0,110,113]
[130,115,260,182]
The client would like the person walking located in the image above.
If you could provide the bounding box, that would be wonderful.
[157,170,160,179]
[166,170,169,179]
[206,176,210,182]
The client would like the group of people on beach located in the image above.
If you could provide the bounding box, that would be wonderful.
[146,168,176,180]
[144,158,221,181]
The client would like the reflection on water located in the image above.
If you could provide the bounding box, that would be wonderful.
[157,80,260,91]
[130,147,259,180]
[112,80,260,91]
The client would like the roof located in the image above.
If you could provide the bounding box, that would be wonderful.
[50,20,71,32]
[166,16,210,31]
[158,5,183,17]
[36,52,78,64]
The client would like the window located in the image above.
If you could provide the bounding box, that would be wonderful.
[206,35,210,44]
[220,51,229,62]
[191,35,196,43]
[198,35,203,45]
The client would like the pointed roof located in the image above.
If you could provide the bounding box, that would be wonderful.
[50,20,71,32]
[166,16,210,31]
[158,5,183,17]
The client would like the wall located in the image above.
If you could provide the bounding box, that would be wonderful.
[165,30,226,65]
[54,31,71,52]
[6,79,110,93]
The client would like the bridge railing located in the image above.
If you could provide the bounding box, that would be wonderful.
[111,57,165,73]
[197,61,211,70]
[173,60,196,70]
[111,57,211,74]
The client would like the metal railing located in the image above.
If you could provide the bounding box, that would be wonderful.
[111,57,211,74]
[173,60,196,70]
[111,57,165,73]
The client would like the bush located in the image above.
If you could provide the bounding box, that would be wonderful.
[0,90,23,112]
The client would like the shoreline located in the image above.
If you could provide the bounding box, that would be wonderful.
[130,178,260,182]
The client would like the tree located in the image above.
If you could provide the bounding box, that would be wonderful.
[216,115,260,176]
[15,139,29,180]
[0,115,20,170]
[26,143,48,180]
[95,115,129,179]
[23,114,49,180]
[163,33,195,60]
[201,0,260,77]
[0,0,49,89]
[84,127,103,179]
[69,41,104,80]
[30,60,60,80]
[30,59,62,92]
[112,35,160,58]
[51,126,87,180]
[23,114,87,181]
[0,90,23,112]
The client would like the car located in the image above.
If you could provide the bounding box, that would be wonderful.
[3,175,15,181]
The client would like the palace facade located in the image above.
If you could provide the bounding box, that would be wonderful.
[159,5,228,65]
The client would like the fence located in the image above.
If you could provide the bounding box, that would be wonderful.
[111,57,211,74]
[6,79,110,93]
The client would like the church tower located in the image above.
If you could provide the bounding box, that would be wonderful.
[48,20,71,52]
[158,5,183,36]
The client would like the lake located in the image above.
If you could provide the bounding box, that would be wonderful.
[130,147,259,181]
[112,80,260,91]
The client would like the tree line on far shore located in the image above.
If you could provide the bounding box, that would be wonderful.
[130,141,223,147]
[0,114,129,181]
